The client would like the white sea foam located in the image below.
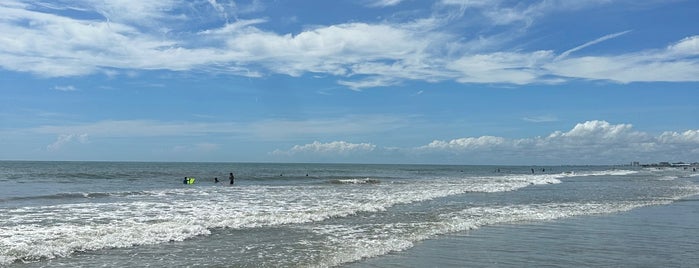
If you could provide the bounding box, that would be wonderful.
[330,178,381,184]
[0,168,654,265]
[308,199,687,267]
[578,169,638,176]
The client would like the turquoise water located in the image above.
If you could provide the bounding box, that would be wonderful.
[1,161,697,267]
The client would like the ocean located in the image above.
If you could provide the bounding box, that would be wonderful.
[1,161,698,267]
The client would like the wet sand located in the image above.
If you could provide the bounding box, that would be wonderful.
[348,195,699,267]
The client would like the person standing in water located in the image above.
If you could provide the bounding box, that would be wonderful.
[229,172,235,185]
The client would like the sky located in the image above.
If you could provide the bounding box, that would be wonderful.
[1,0,698,165]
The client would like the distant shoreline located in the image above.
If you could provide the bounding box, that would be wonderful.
[637,161,699,168]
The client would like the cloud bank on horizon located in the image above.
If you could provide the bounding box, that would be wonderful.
[22,119,699,164]
[273,120,699,164]
[1,0,698,164]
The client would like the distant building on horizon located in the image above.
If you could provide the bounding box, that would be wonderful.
[640,161,698,167]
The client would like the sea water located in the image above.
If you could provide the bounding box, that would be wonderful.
[1,161,697,267]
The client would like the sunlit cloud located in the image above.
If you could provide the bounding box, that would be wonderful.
[268,120,699,164]
[272,141,376,156]
[414,120,698,163]
[2,1,697,89]
[420,136,507,151]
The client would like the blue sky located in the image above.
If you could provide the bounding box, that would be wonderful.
[1,0,698,165]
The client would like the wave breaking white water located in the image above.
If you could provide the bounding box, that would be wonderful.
[310,196,696,267]
[0,169,671,265]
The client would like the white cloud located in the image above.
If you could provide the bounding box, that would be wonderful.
[47,133,88,151]
[414,120,699,164]
[272,141,376,156]
[217,22,434,78]
[523,115,558,123]
[267,120,698,164]
[52,85,77,91]
[546,35,699,83]
[556,30,632,60]
[207,0,232,21]
[666,36,699,56]
[439,0,495,8]
[440,0,612,26]
[546,120,646,143]
[89,0,182,26]
[421,136,507,151]
[16,118,699,163]
[337,76,402,91]
[1,1,698,88]
[447,51,555,84]
[366,0,405,7]
[0,2,183,76]
[658,130,699,144]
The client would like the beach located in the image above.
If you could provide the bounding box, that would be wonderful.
[1,161,698,267]
[349,192,699,267]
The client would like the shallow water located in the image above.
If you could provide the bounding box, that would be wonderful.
[1,161,697,267]
[352,196,699,267]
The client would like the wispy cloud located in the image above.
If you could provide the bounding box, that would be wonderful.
[440,0,613,27]
[547,35,699,83]
[366,0,405,7]
[28,115,409,141]
[207,0,232,22]
[52,85,77,91]
[1,1,697,89]
[338,76,402,91]
[522,115,558,123]
[47,133,88,151]
[556,30,632,60]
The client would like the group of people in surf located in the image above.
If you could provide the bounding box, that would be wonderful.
[183,172,235,185]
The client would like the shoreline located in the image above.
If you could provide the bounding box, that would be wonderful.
[346,194,699,267]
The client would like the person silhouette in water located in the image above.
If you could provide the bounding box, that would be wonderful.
[229,172,235,185]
